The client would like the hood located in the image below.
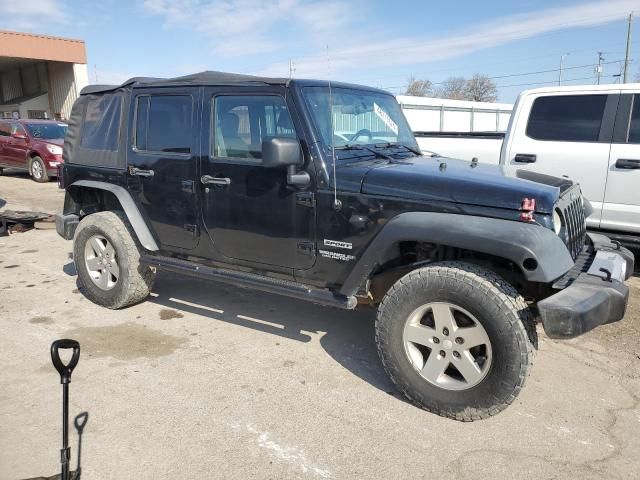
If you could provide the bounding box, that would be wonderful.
[342,156,561,214]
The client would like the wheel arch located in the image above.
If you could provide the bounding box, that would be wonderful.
[65,180,159,251]
[339,212,574,298]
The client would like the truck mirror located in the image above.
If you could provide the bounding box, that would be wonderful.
[261,137,310,187]
[261,137,302,168]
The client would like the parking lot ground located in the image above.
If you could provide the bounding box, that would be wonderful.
[1,175,640,479]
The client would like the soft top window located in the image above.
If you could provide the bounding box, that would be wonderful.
[80,94,122,151]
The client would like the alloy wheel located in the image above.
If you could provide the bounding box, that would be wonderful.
[402,302,492,391]
[84,235,120,290]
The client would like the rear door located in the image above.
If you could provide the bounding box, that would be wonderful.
[0,121,10,165]
[503,91,618,228]
[602,93,640,233]
[127,88,201,251]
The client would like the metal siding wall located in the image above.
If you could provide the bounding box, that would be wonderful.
[1,69,23,102]
[48,62,77,120]
[22,64,40,96]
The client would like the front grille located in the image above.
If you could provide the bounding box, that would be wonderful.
[560,189,587,260]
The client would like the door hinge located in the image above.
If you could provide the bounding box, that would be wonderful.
[297,241,315,256]
[296,191,315,208]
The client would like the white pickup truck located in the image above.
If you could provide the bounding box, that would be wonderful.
[415,84,640,246]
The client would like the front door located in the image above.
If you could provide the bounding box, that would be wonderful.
[6,123,30,168]
[126,88,201,251]
[602,93,640,233]
[200,88,316,271]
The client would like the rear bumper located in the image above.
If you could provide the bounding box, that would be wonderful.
[538,233,634,339]
[55,212,78,240]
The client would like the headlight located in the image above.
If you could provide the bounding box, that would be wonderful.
[46,144,63,155]
[553,209,563,235]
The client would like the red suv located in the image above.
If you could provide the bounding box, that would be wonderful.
[0,119,67,182]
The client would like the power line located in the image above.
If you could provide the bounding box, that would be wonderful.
[379,59,628,91]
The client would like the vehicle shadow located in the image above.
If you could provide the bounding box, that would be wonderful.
[20,411,89,480]
[0,198,5,209]
[150,272,398,395]
[0,168,30,179]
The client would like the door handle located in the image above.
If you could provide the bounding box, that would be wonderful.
[615,158,640,169]
[128,166,155,177]
[514,153,537,163]
[201,175,231,185]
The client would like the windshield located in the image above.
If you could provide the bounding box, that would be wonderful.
[25,123,68,140]
[301,86,417,150]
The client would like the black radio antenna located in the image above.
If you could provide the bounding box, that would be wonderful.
[327,45,341,211]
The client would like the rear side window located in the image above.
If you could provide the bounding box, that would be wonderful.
[135,95,192,154]
[628,95,640,143]
[526,94,607,142]
[0,123,10,136]
[80,95,122,151]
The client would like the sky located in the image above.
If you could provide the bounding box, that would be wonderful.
[0,0,639,103]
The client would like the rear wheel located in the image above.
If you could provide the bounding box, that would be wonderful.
[376,261,536,421]
[30,156,48,182]
[73,211,155,309]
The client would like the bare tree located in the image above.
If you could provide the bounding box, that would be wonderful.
[464,73,498,102]
[405,77,433,97]
[434,77,467,100]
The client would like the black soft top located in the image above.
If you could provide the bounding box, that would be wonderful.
[81,70,289,95]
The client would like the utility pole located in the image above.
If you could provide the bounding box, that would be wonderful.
[559,53,569,85]
[623,12,633,83]
[596,52,604,85]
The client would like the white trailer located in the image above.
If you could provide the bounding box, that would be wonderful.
[397,96,512,162]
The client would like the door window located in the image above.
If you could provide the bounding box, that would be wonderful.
[135,95,192,154]
[526,94,607,142]
[9,123,26,136]
[213,95,295,160]
[628,95,640,143]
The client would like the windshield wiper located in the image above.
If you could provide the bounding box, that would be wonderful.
[335,144,394,161]
[374,142,423,156]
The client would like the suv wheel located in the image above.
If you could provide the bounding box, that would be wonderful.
[376,261,537,421]
[73,211,155,309]
[30,156,49,183]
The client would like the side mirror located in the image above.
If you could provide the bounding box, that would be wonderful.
[261,137,302,168]
[12,132,27,140]
[261,137,310,187]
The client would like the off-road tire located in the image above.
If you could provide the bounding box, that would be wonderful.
[30,156,48,182]
[73,211,155,309]
[376,261,537,421]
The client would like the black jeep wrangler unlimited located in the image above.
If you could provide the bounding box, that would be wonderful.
[56,71,634,421]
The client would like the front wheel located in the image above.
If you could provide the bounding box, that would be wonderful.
[376,261,537,421]
[30,156,49,182]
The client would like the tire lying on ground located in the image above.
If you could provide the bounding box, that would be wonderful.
[73,211,155,309]
[375,261,537,421]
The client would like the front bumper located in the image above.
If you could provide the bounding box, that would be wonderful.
[538,233,634,339]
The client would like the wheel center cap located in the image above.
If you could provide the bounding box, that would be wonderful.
[442,339,453,350]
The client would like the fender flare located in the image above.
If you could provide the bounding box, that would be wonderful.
[67,180,159,251]
[339,212,574,296]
